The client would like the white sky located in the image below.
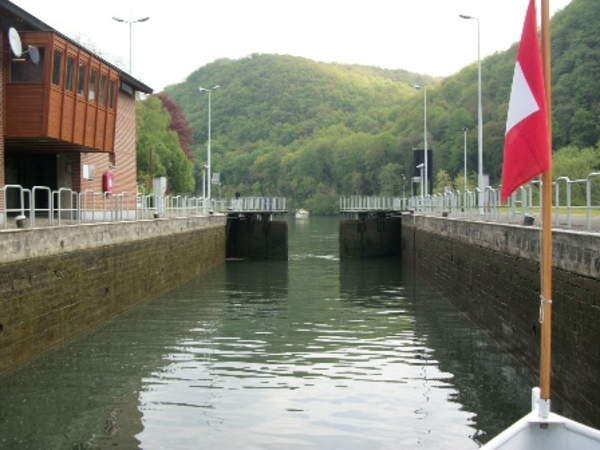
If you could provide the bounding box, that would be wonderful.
[12,0,572,92]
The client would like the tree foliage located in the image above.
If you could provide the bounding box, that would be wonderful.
[136,96,194,195]
[155,93,194,161]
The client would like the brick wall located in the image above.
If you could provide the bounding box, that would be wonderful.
[78,91,137,205]
[0,218,226,373]
[113,92,137,195]
[402,215,600,427]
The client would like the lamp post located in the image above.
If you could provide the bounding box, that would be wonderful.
[112,14,149,75]
[414,85,428,196]
[459,14,483,213]
[462,127,468,192]
[199,85,220,204]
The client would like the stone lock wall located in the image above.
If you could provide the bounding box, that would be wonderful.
[0,217,226,374]
[402,215,600,427]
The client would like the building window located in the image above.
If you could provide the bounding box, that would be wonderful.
[10,47,45,83]
[52,50,62,86]
[77,63,86,97]
[108,79,116,109]
[65,56,75,92]
[89,69,97,102]
[99,74,107,106]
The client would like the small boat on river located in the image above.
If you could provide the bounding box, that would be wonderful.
[295,209,309,219]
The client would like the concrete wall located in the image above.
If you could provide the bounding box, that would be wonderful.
[402,214,600,427]
[0,216,226,373]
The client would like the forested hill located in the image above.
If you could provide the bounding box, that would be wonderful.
[161,55,437,212]
[166,54,436,150]
[149,0,600,213]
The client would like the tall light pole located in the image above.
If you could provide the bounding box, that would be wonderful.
[112,14,149,75]
[462,127,469,192]
[460,14,483,212]
[414,85,428,196]
[199,85,220,203]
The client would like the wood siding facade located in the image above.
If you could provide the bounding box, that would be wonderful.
[4,31,119,153]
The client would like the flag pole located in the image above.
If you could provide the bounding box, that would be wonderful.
[539,0,553,412]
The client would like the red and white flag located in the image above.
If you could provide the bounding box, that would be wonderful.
[500,0,550,203]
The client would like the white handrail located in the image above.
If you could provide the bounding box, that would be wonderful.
[1,184,287,228]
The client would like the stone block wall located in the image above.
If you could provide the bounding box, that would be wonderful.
[402,215,600,427]
[0,217,226,373]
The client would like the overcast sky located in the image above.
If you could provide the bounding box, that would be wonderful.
[12,0,572,92]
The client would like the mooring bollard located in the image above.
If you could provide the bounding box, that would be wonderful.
[15,215,26,229]
[523,214,535,226]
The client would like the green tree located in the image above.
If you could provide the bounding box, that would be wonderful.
[378,163,404,196]
[137,96,195,194]
[434,169,453,194]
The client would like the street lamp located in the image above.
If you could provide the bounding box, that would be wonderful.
[462,127,469,192]
[459,14,483,213]
[199,85,220,203]
[414,85,428,196]
[112,14,149,75]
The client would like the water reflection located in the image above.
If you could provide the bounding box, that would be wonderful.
[404,269,535,444]
[0,216,542,449]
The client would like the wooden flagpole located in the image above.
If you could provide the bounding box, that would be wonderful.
[539,0,553,407]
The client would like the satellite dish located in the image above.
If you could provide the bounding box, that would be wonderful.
[27,46,40,65]
[8,27,22,57]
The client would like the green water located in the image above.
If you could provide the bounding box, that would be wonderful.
[0,216,536,449]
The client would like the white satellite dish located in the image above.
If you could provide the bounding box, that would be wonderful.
[8,27,22,57]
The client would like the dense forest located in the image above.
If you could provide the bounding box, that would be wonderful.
[135,0,600,213]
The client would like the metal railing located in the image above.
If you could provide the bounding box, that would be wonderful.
[340,196,404,212]
[227,196,287,212]
[1,184,287,229]
[339,172,600,232]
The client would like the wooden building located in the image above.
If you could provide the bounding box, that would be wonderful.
[0,0,152,217]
